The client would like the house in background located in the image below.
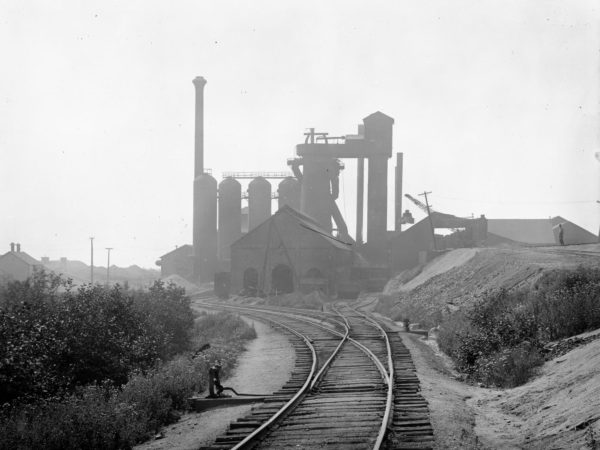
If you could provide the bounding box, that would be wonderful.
[0,243,43,282]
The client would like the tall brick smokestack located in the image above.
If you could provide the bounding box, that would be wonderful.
[192,76,217,282]
[193,76,207,177]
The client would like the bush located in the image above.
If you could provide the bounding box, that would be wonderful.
[119,371,176,433]
[0,273,195,404]
[132,281,195,359]
[474,343,544,388]
[0,385,146,450]
[0,299,259,449]
[438,266,600,387]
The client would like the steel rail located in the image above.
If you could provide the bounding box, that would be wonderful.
[196,300,393,449]
[198,301,389,384]
[309,314,349,391]
[347,304,396,449]
[228,314,317,450]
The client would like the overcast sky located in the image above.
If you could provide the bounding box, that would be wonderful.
[1,0,599,268]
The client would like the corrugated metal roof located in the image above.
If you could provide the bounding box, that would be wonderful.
[234,205,353,252]
[487,219,556,244]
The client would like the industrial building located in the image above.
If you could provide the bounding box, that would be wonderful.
[182,75,406,290]
[157,75,598,295]
[230,206,354,295]
[156,245,194,280]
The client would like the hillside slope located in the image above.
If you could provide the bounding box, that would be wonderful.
[380,244,600,448]
[382,245,600,326]
[473,329,600,449]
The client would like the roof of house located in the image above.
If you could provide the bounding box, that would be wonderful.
[0,251,41,266]
[159,244,193,259]
[234,205,353,252]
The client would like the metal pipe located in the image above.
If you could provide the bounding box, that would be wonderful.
[356,158,364,244]
[395,153,403,232]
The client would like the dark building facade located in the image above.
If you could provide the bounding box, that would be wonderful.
[230,206,354,295]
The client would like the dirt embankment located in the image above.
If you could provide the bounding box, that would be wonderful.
[383,245,600,327]
[378,244,600,448]
[398,327,600,449]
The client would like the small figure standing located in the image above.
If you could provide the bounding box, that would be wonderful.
[558,224,565,246]
[208,361,224,398]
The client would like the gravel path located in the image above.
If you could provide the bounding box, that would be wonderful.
[136,316,295,450]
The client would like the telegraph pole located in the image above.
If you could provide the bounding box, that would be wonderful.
[597,200,600,243]
[89,237,95,284]
[596,152,600,242]
[419,191,437,251]
[105,248,113,286]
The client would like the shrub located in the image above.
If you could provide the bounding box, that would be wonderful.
[0,385,146,450]
[132,281,194,359]
[0,273,196,404]
[150,356,206,410]
[531,268,600,341]
[474,343,544,388]
[0,278,258,449]
[437,266,600,387]
[119,371,176,433]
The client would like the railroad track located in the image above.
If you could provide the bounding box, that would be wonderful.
[195,298,433,449]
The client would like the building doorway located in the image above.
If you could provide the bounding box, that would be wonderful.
[271,264,294,294]
[243,268,259,295]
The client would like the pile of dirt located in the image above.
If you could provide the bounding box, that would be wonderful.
[382,245,600,326]
[384,248,479,294]
[162,274,201,295]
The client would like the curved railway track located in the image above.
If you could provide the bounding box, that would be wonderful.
[195,298,433,449]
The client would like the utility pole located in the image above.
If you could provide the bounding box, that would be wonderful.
[596,153,600,242]
[419,191,437,251]
[597,200,600,243]
[89,237,95,284]
[105,248,113,286]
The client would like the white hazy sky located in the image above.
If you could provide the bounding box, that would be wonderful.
[1,0,599,268]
